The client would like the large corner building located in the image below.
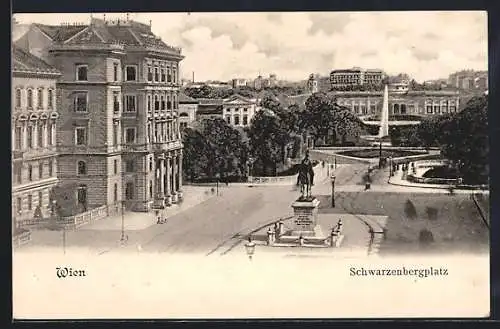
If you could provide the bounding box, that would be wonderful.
[17,17,185,213]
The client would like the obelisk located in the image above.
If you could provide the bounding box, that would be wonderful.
[378,84,389,138]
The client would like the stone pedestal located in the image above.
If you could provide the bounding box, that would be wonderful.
[290,198,321,237]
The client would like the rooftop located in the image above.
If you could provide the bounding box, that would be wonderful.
[12,44,60,75]
[179,93,198,103]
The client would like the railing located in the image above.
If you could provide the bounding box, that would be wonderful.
[12,230,31,248]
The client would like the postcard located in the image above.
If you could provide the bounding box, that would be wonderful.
[11,11,489,319]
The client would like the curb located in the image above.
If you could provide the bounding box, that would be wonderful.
[471,194,490,229]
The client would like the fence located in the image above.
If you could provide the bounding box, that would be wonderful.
[12,230,31,248]
[16,203,119,230]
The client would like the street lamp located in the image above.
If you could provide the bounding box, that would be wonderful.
[244,237,256,261]
[331,175,336,208]
[215,173,220,196]
[120,200,126,244]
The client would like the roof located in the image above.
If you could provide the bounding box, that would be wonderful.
[196,105,223,115]
[179,93,198,103]
[32,19,181,54]
[12,45,60,75]
[197,98,224,105]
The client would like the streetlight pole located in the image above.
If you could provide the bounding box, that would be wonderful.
[379,139,383,169]
[120,200,126,243]
[331,175,336,208]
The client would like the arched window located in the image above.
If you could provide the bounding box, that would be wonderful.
[242,115,248,126]
[15,89,21,107]
[37,88,43,108]
[77,160,87,175]
[234,114,240,125]
[179,112,189,117]
[393,103,400,114]
[226,115,231,124]
[27,89,33,108]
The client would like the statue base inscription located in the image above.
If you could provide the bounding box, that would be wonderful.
[290,198,321,237]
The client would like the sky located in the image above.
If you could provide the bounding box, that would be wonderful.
[14,11,488,82]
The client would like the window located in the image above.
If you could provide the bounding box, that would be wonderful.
[147,124,151,143]
[124,95,136,112]
[167,95,172,110]
[114,159,118,174]
[125,182,134,200]
[173,67,177,83]
[226,115,231,124]
[126,66,137,81]
[353,105,359,114]
[242,115,248,125]
[113,125,118,145]
[75,127,87,145]
[76,65,88,81]
[426,105,433,114]
[167,66,172,82]
[125,160,135,173]
[243,108,248,112]
[441,105,447,113]
[48,160,53,177]
[17,197,22,213]
[38,163,43,179]
[38,125,43,148]
[161,95,165,110]
[113,92,120,112]
[77,160,87,175]
[234,115,240,125]
[113,63,119,81]
[361,105,367,115]
[147,65,153,81]
[15,164,22,184]
[149,157,153,171]
[28,165,33,181]
[147,95,152,112]
[370,105,376,114]
[125,127,136,143]
[450,106,456,113]
[38,191,43,207]
[433,105,440,114]
[180,122,188,129]
[160,68,166,82]
[154,67,159,82]
[173,94,177,109]
[27,89,33,108]
[27,126,33,148]
[226,108,231,112]
[49,124,54,145]
[400,104,407,114]
[113,183,118,202]
[15,127,22,150]
[74,93,88,112]
[15,89,21,107]
[48,89,53,108]
[154,95,159,111]
[149,180,153,198]
[28,194,32,210]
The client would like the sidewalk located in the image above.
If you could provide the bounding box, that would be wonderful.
[389,171,489,194]
[84,186,216,231]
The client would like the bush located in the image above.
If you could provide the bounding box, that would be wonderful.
[419,229,434,245]
[426,207,438,221]
[404,200,417,220]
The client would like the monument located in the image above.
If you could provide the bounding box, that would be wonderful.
[289,151,325,239]
[379,84,390,139]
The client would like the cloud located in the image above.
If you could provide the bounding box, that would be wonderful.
[14,11,488,82]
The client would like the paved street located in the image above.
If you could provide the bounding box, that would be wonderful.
[19,162,488,257]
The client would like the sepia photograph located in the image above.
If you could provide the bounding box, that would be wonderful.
[11,11,490,319]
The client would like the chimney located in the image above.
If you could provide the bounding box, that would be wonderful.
[192,71,195,83]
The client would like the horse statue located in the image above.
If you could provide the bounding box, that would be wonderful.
[296,151,315,200]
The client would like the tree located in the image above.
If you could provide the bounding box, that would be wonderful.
[439,96,488,184]
[181,127,211,181]
[248,110,290,175]
[200,118,248,180]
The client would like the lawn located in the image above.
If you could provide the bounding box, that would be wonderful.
[338,149,426,159]
[316,192,489,255]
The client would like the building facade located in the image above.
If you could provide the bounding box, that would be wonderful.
[196,98,224,121]
[178,93,198,129]
[330,68,385,88]
[332,90,461,117]
[231,78,247,88]
[42,17,184,212]
[12,45,61,223]
[222,94,261,127]
[306,74,319,93]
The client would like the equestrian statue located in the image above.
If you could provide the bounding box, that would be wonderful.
[296,150,315,200]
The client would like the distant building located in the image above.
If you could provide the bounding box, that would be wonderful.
[231,78,247,88]
[306,74,319,93]
[254,75,264,90]
[332,90,461,117]
[448,70,487,90]
[330,67,385,88]
[475,75,488,90]
[196,98,224,121]
[269,74,278,87]
[12,45,61,224]
[178,93,199,130]
[222,94,261,127]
